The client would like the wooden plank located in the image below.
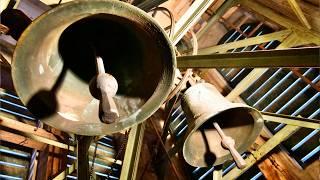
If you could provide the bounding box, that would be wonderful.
[287,0,311,29]
[76,136,93,180]
[0,129,46,151]
[178,47,320,68]
[172,0,215,45]
[36,146,49,180]
[240,0,320,45]
[257,146,311,180]
[196,0,238,39]
[0,113,74,151]
[262,113,320,129]
[0,113,58,141]
[52,164,75,180]
[226,31,307,101]
[252,127,312,180]
[197,29,292,54]
[120,123,145,180]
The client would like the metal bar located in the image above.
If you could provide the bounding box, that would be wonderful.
[287,0,311,29]
[262,68,313,112]
[199,166,214,180]
[225,31,305,101]
[226,68,268,100]
[196,0,238,39]
[223,124,300,179]
[272,75,320,123]
[291,68,320,92]
[273,88,319,132]
[291,129,319,151]
[301,145,320,163]
[262,112,320,129]
[27,149,37,180]
[0,174,22,180]
[120,123,145,180]
[172,0,214,45]
[197,29,292,54]
[230,68,246,82]
[250,171,263,180]
[246,69,282,100]
[252,71,293,107]
[177,47,320,68]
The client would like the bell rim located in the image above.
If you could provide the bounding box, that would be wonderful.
[182,105,264,167]
[12,0,176,135]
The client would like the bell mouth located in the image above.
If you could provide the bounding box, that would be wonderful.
[58,13,163,98]
[12,0,176,135]
[183,107,263,167]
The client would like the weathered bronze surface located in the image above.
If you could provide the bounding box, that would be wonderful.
[12,0,176,135]
[181,83,263,167]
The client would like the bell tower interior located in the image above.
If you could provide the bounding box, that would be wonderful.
[0,0,319,179]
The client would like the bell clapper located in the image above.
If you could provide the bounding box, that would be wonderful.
[95,56,119,123]
[213,122,247,169]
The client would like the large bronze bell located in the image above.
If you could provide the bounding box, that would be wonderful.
[12,0,176,135]
[181,83,263,167]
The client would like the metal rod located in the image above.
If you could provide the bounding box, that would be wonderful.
[273,91,320,131]
[262,68,313,111]
[301,145,320,163]
[247,68,282,100]
[253,71,293,107]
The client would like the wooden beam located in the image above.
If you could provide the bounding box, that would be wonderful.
[223,125,300,179]
[262,112,320,129]
[36,146,49,180]
[0,113,58,141]
[0,113,74,150]
[240,0,320,45]
[120,123,145,180]
[226,31,307,101]
[52,164,75,180]
[287,0,311,29]
[257,146,311,179]
[172,0,215,45]
[0,129,47,151]
[76,136,93,180]
[177,47,320,68]
[196,0,238,39]
[197,29,292,54]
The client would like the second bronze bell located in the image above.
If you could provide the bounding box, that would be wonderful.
[181,83,264,167]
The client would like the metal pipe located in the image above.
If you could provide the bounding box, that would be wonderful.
[247,68,283,100]
[0,149,30,158]
[0,174,22,180]
[0,107,35,120]
[253,71,294,107]
[301,145,320,163]
[262,68,313,112]
[230,68,246,82]
[0,99,28,110]
[291,128,319,151]
[199,166,214,180]
[250,172,263,180]
[273,76,320,131]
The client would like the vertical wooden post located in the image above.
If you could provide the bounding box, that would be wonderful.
[76,136,93,180]
[36,146,49,180]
